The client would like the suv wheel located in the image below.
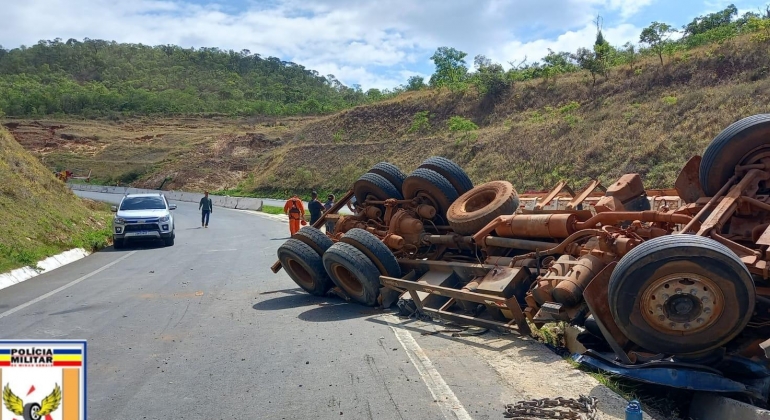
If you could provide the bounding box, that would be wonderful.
[113,238,124,249]
[164,236,175,247]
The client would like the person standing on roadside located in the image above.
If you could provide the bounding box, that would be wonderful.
[199,191,213,228]
[308,191,324,226]
[284,195,305,235]
[324,194,336,233]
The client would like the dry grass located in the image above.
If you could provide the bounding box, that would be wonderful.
[0,128,113,272]
[3,34,770,200]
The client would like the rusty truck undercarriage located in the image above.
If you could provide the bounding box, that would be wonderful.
[272,114,770,407]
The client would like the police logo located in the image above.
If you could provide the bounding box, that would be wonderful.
[3,383,61,420]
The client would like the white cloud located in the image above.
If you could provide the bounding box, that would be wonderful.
[0,0,663,89]
[489,23,643,68]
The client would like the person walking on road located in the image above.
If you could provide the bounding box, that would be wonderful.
[308,191,324,225]
[324,194,336,234]
[199,191,213,228]
[284,195,305,236]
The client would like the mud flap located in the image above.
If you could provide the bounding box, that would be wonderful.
[675,155,705,204]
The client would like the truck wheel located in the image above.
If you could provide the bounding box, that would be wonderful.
[369,162,407,192]
[340,228,401,278]
[402,168,459,220]
[24,402,42,420]
[323,242,381,306]
[277,239,333,296]
[419,156,474,195]
[294,226,333,255]
[113,238,124,249]
[609,235,755,355]
[353,172,403,204]
[447,181,519,235]
[699,114,770,196]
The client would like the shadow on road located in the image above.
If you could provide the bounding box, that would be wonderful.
[297,303,380,323]
[270,237,291,240]
[366,316,525,353]
[100,241,165,253]
[252,293,327,311]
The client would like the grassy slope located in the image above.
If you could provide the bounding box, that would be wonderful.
[249,34,770,195]
[0,128,112,273]
[5,34,770,199]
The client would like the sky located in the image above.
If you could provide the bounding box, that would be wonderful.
[1,0,768,90]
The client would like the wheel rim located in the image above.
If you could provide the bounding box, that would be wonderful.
[287,258,315,288]
[463,189,496,213]
[332,263,363,296]
[640,273,724,334]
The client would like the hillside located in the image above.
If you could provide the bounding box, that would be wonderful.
[0,39,383,118]
[5,32,770,198]
[0,128,111,273]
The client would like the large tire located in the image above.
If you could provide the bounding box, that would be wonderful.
[340,228,401,278]
[294,226,333,256]
[277,239,334,296]
[447,181,519,235]
[700,114,770,196]
[369,162,407,193]
[609,235,755,355]
[402,168,459,220]
[419,156,474,195]
[353,172,403,204]
[323,242,381,306]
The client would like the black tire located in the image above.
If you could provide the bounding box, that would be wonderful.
[609,235,755,355]
[163,236,175,247]
[700,114,770,196]
[419,156,474,195]
[353,172,403,204]
[294,226,333,256]
[323,242,381,306]
[277,239,334,296]
[447,181,519,235]
[24,402,42,420]
[113,238,124,249]
[402,168,459,220]
[340,228,401,278]
[369,162,407,192]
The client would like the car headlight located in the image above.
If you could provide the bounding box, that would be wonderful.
[114,217,126,225]
[159,215,170,223]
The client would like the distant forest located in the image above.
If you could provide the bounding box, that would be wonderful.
[1,3,768,118]
[0,39,394,117]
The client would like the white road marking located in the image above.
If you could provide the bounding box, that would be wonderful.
[385,315,472,420]
[0,251,137,319]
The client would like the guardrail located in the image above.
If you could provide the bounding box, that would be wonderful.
[67,183,263,211]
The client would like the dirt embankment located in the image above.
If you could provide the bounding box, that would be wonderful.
[0,127,111,272]
[5,35,770,197]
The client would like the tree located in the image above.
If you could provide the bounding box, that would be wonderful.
[405,75,426,91]
[572,47,601,85]
[621,42,637,70]
[429,47,468,88]
[640,22,677,65]
[471,55,507,97]
[683,4,738,36]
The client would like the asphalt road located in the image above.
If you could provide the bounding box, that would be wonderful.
[0,191,540,420]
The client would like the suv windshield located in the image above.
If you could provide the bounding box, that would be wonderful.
[120,196,167,210]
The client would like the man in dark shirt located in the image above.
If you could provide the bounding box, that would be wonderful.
[308,191,324,225]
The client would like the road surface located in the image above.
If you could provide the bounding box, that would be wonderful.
[0,191,628,420]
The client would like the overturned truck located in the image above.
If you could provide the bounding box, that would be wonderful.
[272,114,770,407]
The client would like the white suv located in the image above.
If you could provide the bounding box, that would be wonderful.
[111,193,177,249]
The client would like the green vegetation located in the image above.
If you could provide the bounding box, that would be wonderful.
[408,111,431,133]
[0,128,112,273]
[447,116,479,145]
[0,39,402,118]
[260,205,285,215]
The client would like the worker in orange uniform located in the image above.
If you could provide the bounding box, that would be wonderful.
[284,195,306,236]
